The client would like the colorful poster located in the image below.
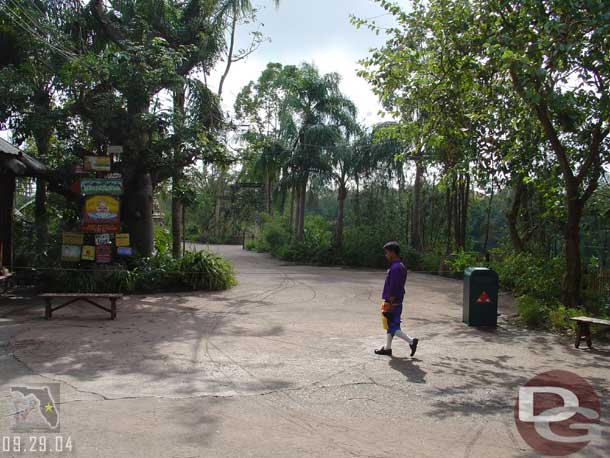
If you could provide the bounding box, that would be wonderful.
[84,156,111,172]
[95,233,112,246]
[61,245,81,262]
[81,224,121,233]
[84,196,120,224]
[62,232,84,245]
[96,245,112,264]
[117,247,133,256]
[115,233,130,247]
[81,179,123,196]
[81,245,95,261]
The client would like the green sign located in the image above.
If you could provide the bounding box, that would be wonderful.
[80,179,123,195]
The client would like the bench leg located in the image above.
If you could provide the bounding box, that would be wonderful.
[110,299,117,320]
[575,323,583,348]
[45,299,52,320]
[585,323,593,349]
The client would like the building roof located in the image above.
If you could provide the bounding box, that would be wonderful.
[0,137,47,176]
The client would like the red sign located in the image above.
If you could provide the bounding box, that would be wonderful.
[81,224,121,233]
[476,291,492,304]
[96,245,112,264]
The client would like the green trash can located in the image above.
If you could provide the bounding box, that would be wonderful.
[463,267,498,326]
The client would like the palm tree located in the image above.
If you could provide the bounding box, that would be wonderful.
[281,63,357,240]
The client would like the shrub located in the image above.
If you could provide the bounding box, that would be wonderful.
[446,250,483,275]
[516,295,548,327]
[43,249,236,294]
[154,226,172,255]
[490,249,564,302]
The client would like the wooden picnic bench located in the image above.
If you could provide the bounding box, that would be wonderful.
[0,273,14,293]
[40,293,122,320]
[570,316,610,349]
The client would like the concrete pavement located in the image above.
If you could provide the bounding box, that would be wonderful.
[0,245,608,457]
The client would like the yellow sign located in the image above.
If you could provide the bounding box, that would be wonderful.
[62,232,84,245]
[81,245,95,261]
[84,196,120,224]
[115,233,130,247]
[84,156,111,172]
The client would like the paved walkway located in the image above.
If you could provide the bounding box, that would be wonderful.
[0,245,608,457]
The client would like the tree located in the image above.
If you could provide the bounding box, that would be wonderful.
[68,0,229,255]
[0,0,76,250]
[478,0,610,306]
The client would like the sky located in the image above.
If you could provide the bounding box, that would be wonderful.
[208,0,399,126]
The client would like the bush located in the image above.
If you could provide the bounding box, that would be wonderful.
[446,250,483,275]
[44,249,236,294]
[490,249,564,302]
[281,215,334,264]
[154,226,172,255]
[516,295,548,327]
[341,225,399,268]
[244,240,258,251]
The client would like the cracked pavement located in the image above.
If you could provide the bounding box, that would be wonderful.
[1,245,609,457]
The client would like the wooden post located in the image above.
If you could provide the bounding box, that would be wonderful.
[0,173,16,269]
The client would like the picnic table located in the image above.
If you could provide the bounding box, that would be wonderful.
[570,316,610,349]
[40,293,122,320]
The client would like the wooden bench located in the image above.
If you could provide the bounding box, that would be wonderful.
[570,316,610,349]
[0,273,14,293]
[40,293,122,320]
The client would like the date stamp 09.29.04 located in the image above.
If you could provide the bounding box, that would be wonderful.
[2,383,74,455]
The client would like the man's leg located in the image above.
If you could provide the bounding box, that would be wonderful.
[394,330,413,344]
[374,332,393,356]
[395,330,419,356]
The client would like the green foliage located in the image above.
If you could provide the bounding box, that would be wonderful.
[281,215,334,264]
[154,227,172,255]
[44,250,236,294]
[490,249,564,303]
[516,296,548,328]
[446,250,483,275]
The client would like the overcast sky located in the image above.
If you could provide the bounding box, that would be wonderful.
[208,0,399,126]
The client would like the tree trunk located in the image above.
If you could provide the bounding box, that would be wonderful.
[445,176,454,255]
[34,136,50,252]
[0,174,15,269]
[172,176,183,258]
[172,84,186,258]
[124,171,154,256]
[334,182,347,248]
[214,174,225,239]
[507,180,526,252]
[410,161,424,252]
[563,199,583,308]
[288,185,295,231]
[483,187,494,252]
[297,178,307,240]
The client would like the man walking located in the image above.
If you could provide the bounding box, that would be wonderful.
[375,241,419,357]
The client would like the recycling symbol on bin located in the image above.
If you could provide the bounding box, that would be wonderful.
[476,291,492,304]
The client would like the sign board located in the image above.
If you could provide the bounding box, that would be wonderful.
[81,223,121,233]
[106,173,122,180]
[81,179,122,196]
[95,233,112,246]
[117,247,133,256]
[81,245,95,261]
[107,145,123,155]
[96,245,112,264]
[62,232,84,245]
[115,233,130,247]
[84,156,111,172]
[61,245,81,262]
[84,195,120,224]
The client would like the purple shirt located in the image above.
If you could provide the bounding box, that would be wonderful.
[382,259,407,304]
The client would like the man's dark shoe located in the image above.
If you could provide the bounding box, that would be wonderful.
[409,338,419,357]
[374,347,392,356]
